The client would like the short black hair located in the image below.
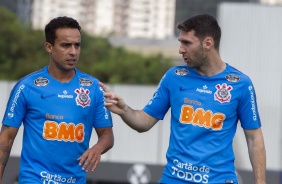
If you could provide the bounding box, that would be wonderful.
[44,16,81,45]
[177,14,221,50]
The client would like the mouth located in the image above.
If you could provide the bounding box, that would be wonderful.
[67,59,77,64]
[183,56,189,63]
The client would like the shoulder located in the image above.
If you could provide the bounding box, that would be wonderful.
[165,65,190,77]
[75,68,99,86]
[7,67,47,97]
[74,69,105,95]
[14,67,47,87]
[156,65,190,88]
[225,64,253,85]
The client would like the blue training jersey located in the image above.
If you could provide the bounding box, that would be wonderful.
[2,66,112,184]
[143,63,261,184]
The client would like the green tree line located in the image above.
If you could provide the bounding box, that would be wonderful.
[0,6,173,84]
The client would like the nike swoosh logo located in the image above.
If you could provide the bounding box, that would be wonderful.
[41,94,55,99]
[180,86,188,91]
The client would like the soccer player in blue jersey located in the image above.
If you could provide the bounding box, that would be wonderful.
[99,14,266,184]
[0,16,114,183]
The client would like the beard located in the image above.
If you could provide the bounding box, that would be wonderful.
[188,47,208,69]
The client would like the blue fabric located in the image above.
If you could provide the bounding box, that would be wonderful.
[2,66,112,184]
[143,63,261,184]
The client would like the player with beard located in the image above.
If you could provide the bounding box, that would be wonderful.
[99,14,266,184]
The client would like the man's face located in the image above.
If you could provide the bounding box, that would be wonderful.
[45,28,81,72]
[178,30,207,69]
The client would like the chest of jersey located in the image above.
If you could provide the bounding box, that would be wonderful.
[24,79,96,143]
[170,74,240,131]
[28,84,93,118]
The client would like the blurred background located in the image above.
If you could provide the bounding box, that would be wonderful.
[0,0,282,183]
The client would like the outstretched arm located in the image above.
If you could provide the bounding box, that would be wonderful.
[244,128,266,184]
[0,125,18,181]
[99,82,159,132]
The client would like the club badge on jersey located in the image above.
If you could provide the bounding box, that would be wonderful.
[34,77,49,87]
[214,83,233,103]
[75,88,91,107]
[174,68,189,76]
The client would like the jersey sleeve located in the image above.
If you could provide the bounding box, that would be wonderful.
[92,82,113,128]
[237,78,261,129]
[2,81,27,128]
[143,71,171,120]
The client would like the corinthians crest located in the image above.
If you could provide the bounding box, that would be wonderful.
[75,88,91,107]
[214,83,233,103]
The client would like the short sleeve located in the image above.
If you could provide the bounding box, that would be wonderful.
[237,79,261,129]
[2,81,27,128]
[143,72,171,120]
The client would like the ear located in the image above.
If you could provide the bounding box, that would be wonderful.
[45,42,53,54]
[203,37,214,51]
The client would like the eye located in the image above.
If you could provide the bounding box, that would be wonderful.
[178,39,191,46]
[74,43,81,48]
[61,43,71,48]
[182,41,191,46]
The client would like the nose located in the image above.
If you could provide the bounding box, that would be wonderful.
[179,44,185,54]
[70,45,78,55]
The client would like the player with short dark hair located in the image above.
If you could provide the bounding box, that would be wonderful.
[99,14,266,184]
[0,16,114,183]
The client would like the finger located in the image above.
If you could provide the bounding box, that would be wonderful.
[77,151,91,166]
[104,96,118,103]
[99,82,110,93]
[77,157,84,165]
[91,159,99,171]
[103,92,114,99]
[77,156,85,166]
[81,156,93,172]
[83,156,98,172]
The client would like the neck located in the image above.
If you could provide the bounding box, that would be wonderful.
[195,52,225,77]
[48,67,75,83]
